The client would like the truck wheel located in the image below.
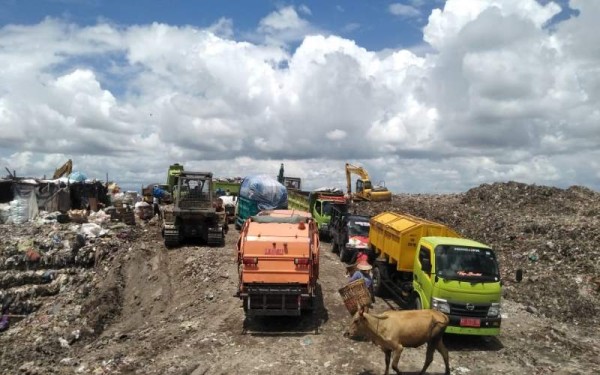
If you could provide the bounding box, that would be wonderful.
[332,241,338,254]
[414,295,422,310]
[372,264,388,297]
[242,297,248,313]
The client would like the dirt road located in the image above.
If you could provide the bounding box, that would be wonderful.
[3,218,598,375]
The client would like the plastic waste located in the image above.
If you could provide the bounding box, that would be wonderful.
[80,223,102,238]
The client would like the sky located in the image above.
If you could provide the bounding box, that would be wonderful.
[0,0,598,194]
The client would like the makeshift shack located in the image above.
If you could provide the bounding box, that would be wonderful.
[0,176,110,224]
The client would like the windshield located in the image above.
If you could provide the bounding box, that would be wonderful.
[322,202,345,216]
[177,177,209,202]
[347,219,370,236]
[435,245,500,282]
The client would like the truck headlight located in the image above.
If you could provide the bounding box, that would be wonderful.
[487,303,501,317]
[431,298,450,314]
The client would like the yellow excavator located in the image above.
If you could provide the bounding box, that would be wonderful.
[53,159,73,179]
[345,162,392,202]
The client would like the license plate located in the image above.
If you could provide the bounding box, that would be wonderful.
[460,318,481,327]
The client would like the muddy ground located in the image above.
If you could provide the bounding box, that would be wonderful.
[1,181,600,374]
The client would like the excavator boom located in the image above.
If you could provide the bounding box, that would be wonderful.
[53,159,73,179]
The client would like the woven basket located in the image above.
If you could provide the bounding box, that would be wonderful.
[338,278,371,315]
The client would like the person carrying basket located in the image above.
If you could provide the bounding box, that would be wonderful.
[347,261,374,304]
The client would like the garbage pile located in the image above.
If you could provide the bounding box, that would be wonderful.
[0,180,152,330]
[355,181,600,326]
[0,207,151,372]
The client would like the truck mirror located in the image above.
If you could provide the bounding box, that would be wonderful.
[515,269,523,283]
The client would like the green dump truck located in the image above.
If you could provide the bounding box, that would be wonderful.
[369,211,502,336]
[287,188,347,239]
[214,179,242,197]
[167,163,185,193]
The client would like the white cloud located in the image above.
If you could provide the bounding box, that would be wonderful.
[207,17,234,39]
[1,0,600,194]
[389,3,421,18]
[424,0,561,50]
[298,5,312,16]
[326,129,347,141]
[341,23,360,33]
[256,6,319,46]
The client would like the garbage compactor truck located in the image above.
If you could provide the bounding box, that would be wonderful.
[369,211,503,336]
[237,209,320,316]
[234,175,288,230]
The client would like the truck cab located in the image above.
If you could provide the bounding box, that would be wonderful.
[412,237,502,335]
[329,206,370,263]
[288,189,347,239]
[311,195,347,239]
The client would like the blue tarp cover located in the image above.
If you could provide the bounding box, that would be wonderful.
[239,175,287,210]
[68,171,87,182]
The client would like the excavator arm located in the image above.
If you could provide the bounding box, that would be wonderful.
[345,163,371,198]
[53,159,73,179]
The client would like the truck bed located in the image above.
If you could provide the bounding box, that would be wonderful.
[370,212,460,272]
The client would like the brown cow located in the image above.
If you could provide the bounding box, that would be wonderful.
[346,307,450,375]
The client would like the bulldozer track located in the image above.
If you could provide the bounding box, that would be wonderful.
[207,230,224,246]
[163,228,180,247]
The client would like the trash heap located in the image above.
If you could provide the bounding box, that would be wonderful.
[0,206,152,372]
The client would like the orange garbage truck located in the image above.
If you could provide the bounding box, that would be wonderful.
[237,209,320,316]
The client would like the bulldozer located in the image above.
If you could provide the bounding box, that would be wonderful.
[345,162,392,202]
[160,171,226,247]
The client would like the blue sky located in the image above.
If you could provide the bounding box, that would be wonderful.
[0,0,599,194]
[0,0,438,50]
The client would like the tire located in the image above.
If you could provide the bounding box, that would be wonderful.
[242,297,248,313]
[372,264,387,297]
[332,241,338,254]
[415,295,422,310]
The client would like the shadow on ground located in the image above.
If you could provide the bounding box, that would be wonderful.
[444,334,504,352]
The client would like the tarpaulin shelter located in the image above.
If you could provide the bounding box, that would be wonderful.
[8,180,39,224]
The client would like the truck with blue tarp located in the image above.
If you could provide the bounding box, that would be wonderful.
[235,175,288,230]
